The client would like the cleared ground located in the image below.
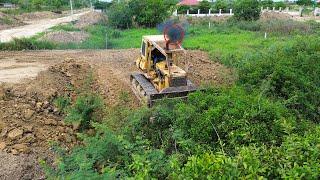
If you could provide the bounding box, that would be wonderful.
[0,11,90,43]
[0,49,233,179]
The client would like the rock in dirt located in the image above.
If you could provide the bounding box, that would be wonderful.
[7,129,23,140]
[12,144,29,153]
[24,109,35,120]
[0,141,6,150]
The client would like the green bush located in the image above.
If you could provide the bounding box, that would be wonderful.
[65,93,104,130]
[234,0,261,21]
[239,37,320,122]
[260,0,273,8]
[107,1,132,29]
[132,88,291,154]
[171,127,320,179]
[213,0,228,13]
[198,0,212,13]
[108,0,176,29]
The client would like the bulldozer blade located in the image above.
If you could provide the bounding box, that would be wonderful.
[130,72,197,107]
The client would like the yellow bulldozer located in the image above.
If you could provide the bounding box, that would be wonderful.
[130,24,197,106]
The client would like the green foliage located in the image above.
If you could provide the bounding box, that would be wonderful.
[234,0,261,21]
[274,1,286,9]
[198,0,211,13]
[213,0,228,12]
[107,1,132,29]
[260,0,273,8]
[54,96,71,113]
[108,0,176,29]
[172,127,320,179]
[239,37,320,122]
[65,93,104,130]
[0,38,55,50]
[296,0,313,6]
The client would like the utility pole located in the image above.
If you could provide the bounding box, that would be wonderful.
[70,0,74,15]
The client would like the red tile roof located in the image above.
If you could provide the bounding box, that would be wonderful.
[177,0,199,6]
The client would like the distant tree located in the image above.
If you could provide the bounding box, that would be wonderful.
[198,0,211,13]
[234,0,260,20]
[213,0,228,12]
[107,1,132,29]
[296,0,312,6]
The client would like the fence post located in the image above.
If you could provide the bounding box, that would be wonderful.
[230,9,232,15]
[273,7,275,11]
[219,9,222,16]
[187,9,189,15]
[173,9,178,16]
[279,7,282,12]
[198,9,200,15]
[209,9,211,15]
[266,7,269,11]
[314,7,318,16]
[299,6,303,17]
[285,7,289,13]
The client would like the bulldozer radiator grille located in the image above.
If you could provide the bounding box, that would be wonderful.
[170,77,187,87]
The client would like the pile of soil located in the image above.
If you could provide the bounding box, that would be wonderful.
[42,31,89,43]
[15,11,62,22]
[0,12,25,30]
[75,11,107,29]
[0,59,92,179]
[177,50,235,86]
[260,12,293,21]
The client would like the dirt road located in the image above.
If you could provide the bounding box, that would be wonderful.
[0,11,90,43]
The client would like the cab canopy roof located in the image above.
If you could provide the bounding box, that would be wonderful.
[143,35,184,53]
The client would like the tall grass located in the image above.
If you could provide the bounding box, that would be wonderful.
[0,38,56,50]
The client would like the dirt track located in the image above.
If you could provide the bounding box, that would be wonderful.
[0,49,233,179]
[0,11,90,43]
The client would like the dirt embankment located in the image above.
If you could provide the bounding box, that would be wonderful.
[0,49,234,179]
[0,59,92,179]
[74,11,107,29]
[42,31,89,43]
[0,12,25,31]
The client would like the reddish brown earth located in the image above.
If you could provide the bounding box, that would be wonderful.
[0,49,234,179]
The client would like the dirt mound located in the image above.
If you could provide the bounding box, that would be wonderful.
[42,31,89,43]
[15,11,61,22]
[260,12,293,21]
[0,59,93,178]
[0,12,25,30]
[0,59,91,155]
[177,50,235,86]
[75,11,107,29]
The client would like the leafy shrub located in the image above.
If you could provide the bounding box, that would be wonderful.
[132,87,291,154]
[234,0,261,21]
[198,0,212,13]
[172,127,320,179]
[107,1,132,29]
[239,37,320,122]
[54,96,71,113]
[108,0,176,28]
[65,93,104,130]
[296,0,313,6]
[213,0,228,13]
[274,2,286,9]
[260,0,273,8]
